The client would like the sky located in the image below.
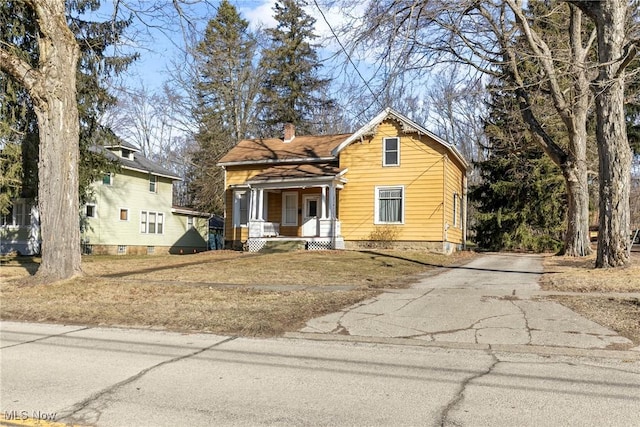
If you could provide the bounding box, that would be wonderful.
[109,0,363,91]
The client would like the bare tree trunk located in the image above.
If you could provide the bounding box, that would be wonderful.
[561,149,592,257]
[0,0,82,281]
[34,0,82,281]
[572,0,633,267]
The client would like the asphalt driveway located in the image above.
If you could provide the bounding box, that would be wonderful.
[297,253,638,353]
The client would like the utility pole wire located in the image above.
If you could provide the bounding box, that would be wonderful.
[311,0,384,114]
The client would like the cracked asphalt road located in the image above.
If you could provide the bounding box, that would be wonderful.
[2,322,640,426]
[2,254,640,426]
[301,253,637,352]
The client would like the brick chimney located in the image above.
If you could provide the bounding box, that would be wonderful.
[283,123,295,143]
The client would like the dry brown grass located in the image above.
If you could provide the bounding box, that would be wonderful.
[542,252,640,292]
[542,252,640,346]
[0,250,473,336]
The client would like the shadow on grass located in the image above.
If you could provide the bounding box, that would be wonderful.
[359,250,545,276]
[0,256,40,276]
[98,253,262,278]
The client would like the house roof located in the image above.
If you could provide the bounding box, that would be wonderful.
[217,133,351,166]
[91,145,181,180]
[218,108,469,170]
[102,140,140,152]
[246,163,346,184]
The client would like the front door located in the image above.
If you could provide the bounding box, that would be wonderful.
[302,195,320,237]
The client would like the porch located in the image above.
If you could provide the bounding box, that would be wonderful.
[228,163,347,251]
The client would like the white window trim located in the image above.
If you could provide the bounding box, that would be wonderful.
[282,191,298,226]
[140,210,164,234]
[374,185,405,225]
[233,190,249,228]
[119,207,129,222]
[382,137,400,167]
[102,173,113,186]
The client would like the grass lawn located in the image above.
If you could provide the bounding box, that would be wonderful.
[541,252,640,345]
[0,250,473,336]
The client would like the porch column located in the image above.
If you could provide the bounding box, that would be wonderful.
[250,188,257,220]
[320,186,328,219]
[257,188,264,221]
[328,184,336,219]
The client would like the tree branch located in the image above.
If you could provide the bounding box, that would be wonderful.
[0,46,41,95]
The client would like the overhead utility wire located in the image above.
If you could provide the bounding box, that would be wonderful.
[311,0,385,116]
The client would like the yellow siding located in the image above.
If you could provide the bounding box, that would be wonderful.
[339,120,464,243]
[443,155,465,244]
[221,119,467,247]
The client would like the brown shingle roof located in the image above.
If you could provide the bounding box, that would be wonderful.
[218,133,352,165]
[246,164,344,183]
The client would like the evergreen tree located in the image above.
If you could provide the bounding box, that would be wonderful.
[470,89,567,253]
[0,1,135,214]
[258,0,334,136]
[189,0,261,214]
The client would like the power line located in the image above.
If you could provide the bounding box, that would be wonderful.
[311,0,384,118]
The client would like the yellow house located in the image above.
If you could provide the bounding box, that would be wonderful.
[218,108,469,253]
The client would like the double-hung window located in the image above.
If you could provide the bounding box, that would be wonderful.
[141,211,164,234]
[375,186,404,224]
[149,174,158,193]
[383,137,400,166]
[282,192,298,226]
[233,191,248,227]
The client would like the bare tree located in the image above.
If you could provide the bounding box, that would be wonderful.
[570,0,638,267]
[338,0,598,257]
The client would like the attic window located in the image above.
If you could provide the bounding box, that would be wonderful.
[102,173,112,185]
[122,148,133,160]
[383,137,400,166]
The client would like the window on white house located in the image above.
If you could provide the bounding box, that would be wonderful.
[120,208,129,221]
[149,174,157,193]
[187,216,194,229]
[140,211,163,234]
[383,137,400,166]
[5,201,32,226]
[86,204,96,218]
[282,192,298,226]
[376,186,404,224]
[233,191,248,227]
[102,173,112,185]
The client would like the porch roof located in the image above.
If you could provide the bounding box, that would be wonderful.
[246,163,346,185]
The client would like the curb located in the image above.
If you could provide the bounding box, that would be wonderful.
[284,332,640,361]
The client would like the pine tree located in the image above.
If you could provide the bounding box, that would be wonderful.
[189,0,261,214]
[0,1,135,213]
[470,89,567,253]
[258,0,334,136]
